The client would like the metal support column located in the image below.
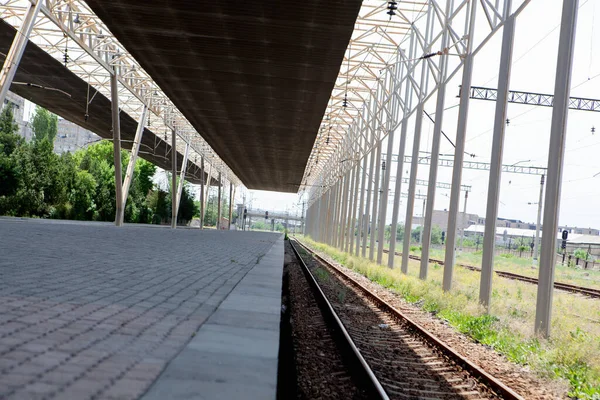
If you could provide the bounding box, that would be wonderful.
[369,143,382,261]
[217,172,222,230]
[171,130,177,229]
[200,157,205,229]
[535,0,579,338]
[175,142,190,221]
[358,151,369,257]
[348,163,359,253]
[111,73,124,227]
[344,168,353,251]
[119,104,148,226]
[443,0,477,291]
[0,0,42,106]
[389,49,413,269]
[229,182,233,230]
[402,103,425,273]
[339,173,350,249]
[377,135,394,264]
[402,2,432,274]
[533,174,545,263]
[480,2,516,307]
[459,190,469,252]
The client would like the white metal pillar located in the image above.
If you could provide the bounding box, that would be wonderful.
[369,143,382,261]
[358,151,369,256]
[459,190,469,252]
[362,152,375,256]
[203,164,213,223]
[402,103,425,273]
[535,0,579,338]
[533,174,545,263]
[443,0,478,291]
[118,104,148,226]
[111,73,124,227]
[388,47,414,269]
[402,3,432,274]
[420,0,453,280]
[217,172,222,230]
[171,130,177,229]
[229,182,234,229]
[0,0,42,106]
[199,157,205,229]
[480,2,516,307]
[175,142,190,222]
[339,173,350,249]
[345,167,356,252]
[349,162,360,253]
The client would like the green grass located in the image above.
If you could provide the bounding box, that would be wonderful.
[303,237,600,399]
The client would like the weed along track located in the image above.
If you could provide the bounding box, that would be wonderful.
[380,248,600,299]
[291,239,524,400]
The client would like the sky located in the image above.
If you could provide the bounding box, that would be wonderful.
[20,0,600,229]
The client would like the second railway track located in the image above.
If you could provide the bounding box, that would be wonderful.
[290,239,524,400]
[381,248,600,299]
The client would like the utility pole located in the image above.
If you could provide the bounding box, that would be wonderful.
[459,190,469,252]
[533,174,545,264]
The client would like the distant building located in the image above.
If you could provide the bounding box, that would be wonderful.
[2,91,34,141]
[54,118,100,154]
[414,209,600,237]
[2,91,100,154]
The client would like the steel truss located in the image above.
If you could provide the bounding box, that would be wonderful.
[0,0,241,189]
[303,0,585,338]
[468,85,600,112]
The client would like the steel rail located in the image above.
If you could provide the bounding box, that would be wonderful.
[294,238,524,400]
[288,240,389,400]
[382,248,600,299]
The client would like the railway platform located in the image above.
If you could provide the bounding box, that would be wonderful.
[0,218,283,400]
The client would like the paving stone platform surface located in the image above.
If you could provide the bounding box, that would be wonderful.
[0,219,282,400]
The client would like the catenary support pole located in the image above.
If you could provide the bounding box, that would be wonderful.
[358,151,369,256]
[535,0,578,338]
[111,73,124,227]
[0,0,42,106]
[171,130,177,229]
[533,174,545,263]
[480,2,516,307]
[443,0,478,291]
[459,190,469,252]
[119,105,148,225]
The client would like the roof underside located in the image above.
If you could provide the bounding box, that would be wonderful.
[84,0,361,192]
[0,19,212,185]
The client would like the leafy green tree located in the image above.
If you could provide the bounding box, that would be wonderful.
[0,106,21,198]
[31,106,58,143]
[431,225,443,245]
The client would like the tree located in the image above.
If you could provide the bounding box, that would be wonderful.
[0,106,21,198]
[31,106,58,143]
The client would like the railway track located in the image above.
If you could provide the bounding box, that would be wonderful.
[382,248,600,299]
[290,239,524,400]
